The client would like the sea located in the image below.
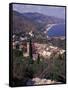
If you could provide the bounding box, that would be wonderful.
[47,24,65,37]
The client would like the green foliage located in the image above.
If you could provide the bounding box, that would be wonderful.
[49,53,66,82]
[24,64,34,79]
[13,49,23,57]
[13,48,48,81]
[29,58,34,64]
[13,47,65,83]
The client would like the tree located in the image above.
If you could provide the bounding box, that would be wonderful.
[16,43,19,49]
[29,39,33,64]
[37,54,40,64]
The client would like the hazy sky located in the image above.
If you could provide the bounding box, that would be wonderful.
[13,4,65,19]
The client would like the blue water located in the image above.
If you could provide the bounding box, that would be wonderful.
[47,24,65,37]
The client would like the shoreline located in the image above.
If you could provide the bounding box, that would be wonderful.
[44,23,65,34]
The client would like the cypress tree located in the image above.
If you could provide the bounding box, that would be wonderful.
[29,39,33,64]
[37,54,40,64]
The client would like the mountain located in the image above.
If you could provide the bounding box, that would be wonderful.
[23,12,64,24]
[12,11,65,39]
[13,11,37,34]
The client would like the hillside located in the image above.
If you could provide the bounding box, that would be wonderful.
[12,11,64,36]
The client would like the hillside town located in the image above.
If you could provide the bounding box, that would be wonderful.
[12,34,65,61]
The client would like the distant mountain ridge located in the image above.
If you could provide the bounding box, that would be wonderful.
[23,12,64,24]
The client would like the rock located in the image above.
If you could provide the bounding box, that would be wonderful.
[26,78,61,85]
